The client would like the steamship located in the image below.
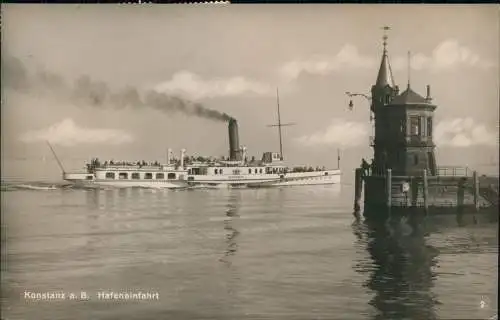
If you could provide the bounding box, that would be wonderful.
[59,120,341,189]
[57,92,341,188]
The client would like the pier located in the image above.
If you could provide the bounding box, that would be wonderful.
[349,27,499,219]
[354,166,499,218]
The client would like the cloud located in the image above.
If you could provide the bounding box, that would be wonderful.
[393,39,495,72]
[153,45,374,99]
[434,118,498,147]
[19,118,134,147]
[295,119,368,147]
[280,44,376,81]
[154,71,272,100]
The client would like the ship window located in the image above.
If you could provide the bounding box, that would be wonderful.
[105,172,115,179]
[86,175,93,180]
[131,173,140,180]
[145,173,153,179]
[215,169,218,174]
[168,173,176,179]
[156,173,165,179]
[119,172,128,180]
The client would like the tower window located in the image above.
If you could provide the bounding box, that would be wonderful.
[400,119,406,134]
[410,116,420,136]
[427,117,433,137]
[385,95,390,104]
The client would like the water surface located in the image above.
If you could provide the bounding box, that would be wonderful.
[1,182,498,319]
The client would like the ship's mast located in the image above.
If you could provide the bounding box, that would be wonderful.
[277,88,283,159]
[268,88,295,160]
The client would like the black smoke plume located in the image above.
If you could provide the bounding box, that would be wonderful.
[1,55,232,122]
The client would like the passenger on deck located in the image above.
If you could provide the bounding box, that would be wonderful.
[361,158,370,177]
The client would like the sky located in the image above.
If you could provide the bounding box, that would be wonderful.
[1,4,499,181]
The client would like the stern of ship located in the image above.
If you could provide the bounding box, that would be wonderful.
[63,172,95,186]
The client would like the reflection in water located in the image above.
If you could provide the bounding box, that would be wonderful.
[354,214,440,320]
[221,191,241,267]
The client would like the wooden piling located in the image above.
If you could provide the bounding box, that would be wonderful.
[473,170,479,211]
[423,169,428,213]
[411,177,419,208]
[457,177,465,211]
[354,168,363,213]
[386,169,392,209]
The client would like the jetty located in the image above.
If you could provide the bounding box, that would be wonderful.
[349,26,499,218]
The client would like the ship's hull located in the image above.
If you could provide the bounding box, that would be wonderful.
[63,172,188,189]
[187,170,341,188]
[63,170,341,189]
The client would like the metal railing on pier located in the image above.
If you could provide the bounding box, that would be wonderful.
[435,167,470,177]
[364,166,471,179]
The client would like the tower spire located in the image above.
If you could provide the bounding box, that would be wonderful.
[375,26,395,88]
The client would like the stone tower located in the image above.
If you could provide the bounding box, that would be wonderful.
[370,30,437,176]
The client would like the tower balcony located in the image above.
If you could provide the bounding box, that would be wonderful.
[405,135,435,146]
[369,135,424,147]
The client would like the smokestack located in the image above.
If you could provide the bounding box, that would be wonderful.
[228,118,241,161]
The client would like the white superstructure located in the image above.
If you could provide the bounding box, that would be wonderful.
[186,151,341,188]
